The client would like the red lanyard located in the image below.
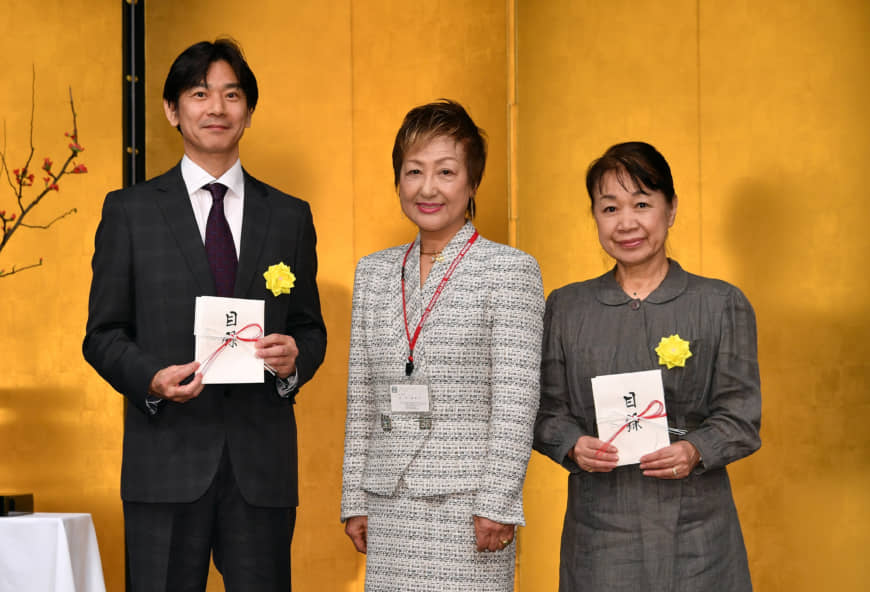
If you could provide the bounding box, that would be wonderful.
[401,230,479,376]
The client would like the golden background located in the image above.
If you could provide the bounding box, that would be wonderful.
[1,1,867,591]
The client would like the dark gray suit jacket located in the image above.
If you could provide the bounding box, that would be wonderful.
[83,164,326,507]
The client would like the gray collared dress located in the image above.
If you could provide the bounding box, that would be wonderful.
[533,260,761,592]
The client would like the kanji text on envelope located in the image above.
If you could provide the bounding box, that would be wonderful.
[194,296,265,384]
[591,369,670,466]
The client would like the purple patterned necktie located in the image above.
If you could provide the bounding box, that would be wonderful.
[204,183,237,297]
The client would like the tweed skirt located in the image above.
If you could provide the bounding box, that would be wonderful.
[364,485,515,591]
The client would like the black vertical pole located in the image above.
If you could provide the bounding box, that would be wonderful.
[122,2,144,590]
[123,0,145,187]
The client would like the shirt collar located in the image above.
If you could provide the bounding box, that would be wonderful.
[180,155,245,197]
[595,259,688,306]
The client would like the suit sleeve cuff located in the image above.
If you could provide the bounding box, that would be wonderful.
[276,370,299,397]
[144,395,163,415]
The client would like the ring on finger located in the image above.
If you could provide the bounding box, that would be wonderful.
[672,467,678,477]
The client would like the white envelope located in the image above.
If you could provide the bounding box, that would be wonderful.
[194,296,265,384]
[591,369,671,466]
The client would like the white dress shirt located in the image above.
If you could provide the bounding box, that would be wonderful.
[180,155,245,256]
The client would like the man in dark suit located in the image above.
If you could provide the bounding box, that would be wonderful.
[83,39,326,591]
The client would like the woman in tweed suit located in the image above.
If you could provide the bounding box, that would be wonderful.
[534,142,761,591]
[341,100,544,591]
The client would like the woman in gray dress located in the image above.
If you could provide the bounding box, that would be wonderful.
[534,142,761,591]
[341,100,544,591]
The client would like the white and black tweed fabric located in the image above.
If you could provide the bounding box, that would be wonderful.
[365,485,514,591]
[341,222,544,590]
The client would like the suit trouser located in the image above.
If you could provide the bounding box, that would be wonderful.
[123,444,296,592]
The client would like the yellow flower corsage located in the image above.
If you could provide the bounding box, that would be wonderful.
[263,262,296,297]
[654,334,692,369]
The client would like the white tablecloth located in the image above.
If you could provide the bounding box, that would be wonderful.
[0,512,106,592]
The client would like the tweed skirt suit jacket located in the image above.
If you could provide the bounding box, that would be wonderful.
[341,223,544,590]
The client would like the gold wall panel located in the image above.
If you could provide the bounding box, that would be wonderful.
[4,1,866,590]
[516,1,870,591]
[144,1,509,590]
[0,1,124,590]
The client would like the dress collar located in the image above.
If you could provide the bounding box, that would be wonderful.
[595,259,688,306]
[412,220,477,261]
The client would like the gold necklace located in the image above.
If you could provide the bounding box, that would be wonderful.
[420,250,444,263]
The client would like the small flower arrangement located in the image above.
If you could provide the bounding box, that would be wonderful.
[264,262,295,297]
[1,73,87,278]
[654,334,692,369]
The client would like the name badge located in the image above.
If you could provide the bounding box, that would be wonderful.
[390,384,430,413]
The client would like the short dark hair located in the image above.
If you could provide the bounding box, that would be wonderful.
[392,100,487,216]
[163,38,258,111]
[585,142,675,207]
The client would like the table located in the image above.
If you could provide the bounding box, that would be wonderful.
[0,513,106,592]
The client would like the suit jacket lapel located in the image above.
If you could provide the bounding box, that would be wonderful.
[154,164,215,295]
[235,171,270,298]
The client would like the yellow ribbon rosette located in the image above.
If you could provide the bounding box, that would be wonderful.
[654,334,692,369]
[263,262,296,297]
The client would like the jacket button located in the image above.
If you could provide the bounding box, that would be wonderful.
[630,299,641,311]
